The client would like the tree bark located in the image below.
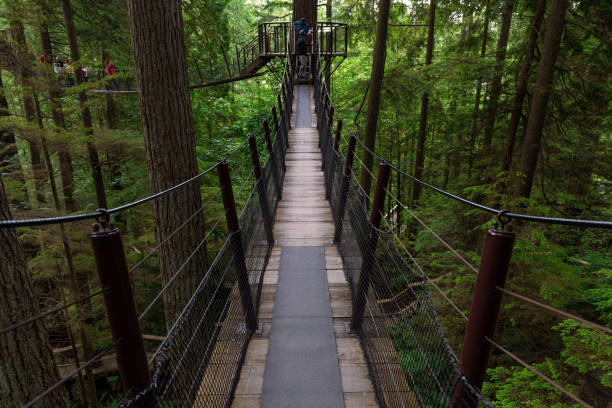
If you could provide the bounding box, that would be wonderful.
[481,0,515,153]
[515,0,568,198]
[37,4,77,212]
[358,0,392,199]
[0,71,25,188]
[60,0,108,209]
[467,0,490,180]
[500,0,546,177]
[411,0,436,203]
[7,1,46,205]
[126,0,208,325]
[0,175,69,408]
[293,0,318,27]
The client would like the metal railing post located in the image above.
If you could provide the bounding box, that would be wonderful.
[271,105,284,153]
[334,134,356,243]
[217,161,258,332]
[90,218,152,406]
[248,134,275,244]
[351,161,391,331]
[277,93,290,148]
[263,119,283,199]
[452,224,515,407]
[334,118,343,153]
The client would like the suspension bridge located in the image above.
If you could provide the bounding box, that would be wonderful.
[1,18,611,408]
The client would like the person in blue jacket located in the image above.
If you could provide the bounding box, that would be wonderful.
[293,17,309,40]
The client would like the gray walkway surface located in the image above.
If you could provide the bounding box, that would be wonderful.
[296,85,312,128]
[261,247,344,408]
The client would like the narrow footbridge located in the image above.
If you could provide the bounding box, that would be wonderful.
[2,40,610,408]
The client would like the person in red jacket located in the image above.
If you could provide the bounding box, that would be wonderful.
[105,61,118,89]
[105,61,116,75]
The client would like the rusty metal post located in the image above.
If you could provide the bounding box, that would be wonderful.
[217,161,258,331]
[248,134,275,244]
[452,225,515,407]
[328,105,335,130]
[277,93,290,147]
[351,161,391,331]
[271,105,284,153]
[334,119,343,153]
[263,119,283,199]
[334,134,357,244]
[91,219,153,406]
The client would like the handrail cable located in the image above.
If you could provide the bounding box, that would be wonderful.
[351,135,612,229]
[383,184,611,334]
[384,187,480,274]
[0,289,105,336]
[128,188,222,276]
[147,236,232,365]
[0,162,221,228]
[23,339,120,408]
[347,133,612,332]
[495,287,612,335]
[484,336,593,408]
[138,211,226,321]
[382,215,469,322]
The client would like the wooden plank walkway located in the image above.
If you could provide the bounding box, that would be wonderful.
[231,85,379,407]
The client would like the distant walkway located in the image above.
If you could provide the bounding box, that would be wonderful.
[231,85,378,407]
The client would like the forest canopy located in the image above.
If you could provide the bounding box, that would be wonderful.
[0,0,610,407]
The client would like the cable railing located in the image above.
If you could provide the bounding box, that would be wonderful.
[312,47,610,408]
[0,49,294,407]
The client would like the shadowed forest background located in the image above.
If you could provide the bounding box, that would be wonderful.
[0,0,610,406]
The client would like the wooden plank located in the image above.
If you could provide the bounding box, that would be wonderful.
[275,238,333,246]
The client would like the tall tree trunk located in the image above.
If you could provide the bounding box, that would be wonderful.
[500,0,546,178]
[33,92,98,407]
[293,0,317,27]
[0,71,25,188]
[7,1,46,205]
[411,0,436,203]
[481,0,515,153]
[37,5,76,212]
[467,0,490,179]
[127,0,208,325]
[60,0,108,209]
[358,0,392,199]
[515,0,569,198]
[0,175,69,408]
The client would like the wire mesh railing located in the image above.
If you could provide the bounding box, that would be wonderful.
[312,46,610,408]
[0,52,294,407]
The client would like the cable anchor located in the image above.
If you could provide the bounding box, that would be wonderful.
[494,209,512,231]
[93,208,112,231]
